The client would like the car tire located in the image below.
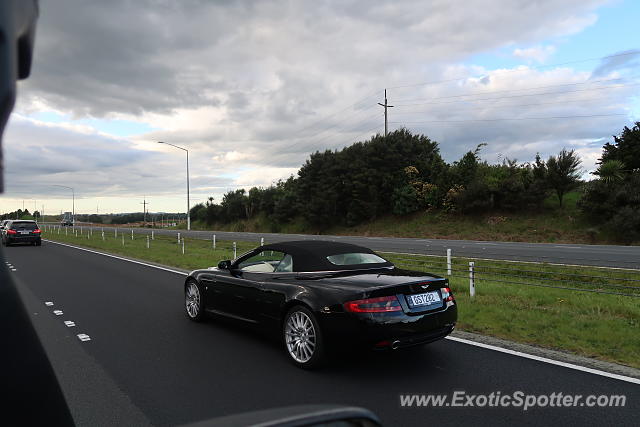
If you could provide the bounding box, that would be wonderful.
[185,280,206,322]
[283,305,326,369]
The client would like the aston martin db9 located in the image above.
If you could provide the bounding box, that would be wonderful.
[184,240,457,368]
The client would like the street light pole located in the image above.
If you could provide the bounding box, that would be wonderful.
[158,141,191,231]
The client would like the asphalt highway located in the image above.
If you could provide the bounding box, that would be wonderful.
[6,241,639,426]
[62,224,640,268]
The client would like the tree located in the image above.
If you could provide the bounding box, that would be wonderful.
[600,121,640,171]
[546,148,581,207]
[578,123,640,243]
[594,159,625,185]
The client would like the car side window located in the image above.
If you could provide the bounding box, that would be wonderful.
[274,254,293,272]
[237,251,286,273]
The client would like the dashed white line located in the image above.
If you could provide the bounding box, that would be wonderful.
[53,310,63,316]
[63,321,76,327]
[77,334,91,342]
[45,301,54,306]
[43,238,638,382]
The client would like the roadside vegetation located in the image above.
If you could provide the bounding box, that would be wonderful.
[184,122,640,245]
[41,228,640,369]
[7,123,638,246]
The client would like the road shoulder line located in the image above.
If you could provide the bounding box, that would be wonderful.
[447,332,640,384]
[44,238,640,384]
[43,239,189,276]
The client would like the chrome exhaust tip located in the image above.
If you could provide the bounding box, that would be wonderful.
[391,340,401,350]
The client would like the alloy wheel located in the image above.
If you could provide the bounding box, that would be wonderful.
[185,282,201,318]
[284,311,317,363]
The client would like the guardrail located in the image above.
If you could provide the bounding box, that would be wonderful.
[40,224,640,298]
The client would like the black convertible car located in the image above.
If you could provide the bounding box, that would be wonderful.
[185,240,457,368]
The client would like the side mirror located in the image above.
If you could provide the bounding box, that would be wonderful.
[217,260,232,270]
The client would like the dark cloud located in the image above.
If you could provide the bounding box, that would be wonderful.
[6,0,636,211]
[591,49,640,77]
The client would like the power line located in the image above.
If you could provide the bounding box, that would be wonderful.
[392,95,615,115]
[391,75,635,103]
[393,82,640,107]
[281,90,379,141]
[386,50,640,90]
[389,113,626,124]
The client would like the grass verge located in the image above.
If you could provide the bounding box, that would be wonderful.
[42,227,640,369]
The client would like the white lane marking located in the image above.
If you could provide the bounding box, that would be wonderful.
[43,240,188,276]
[445,336,640,385]
[64,321,76,327]
[44,239,637,383]
[77,334,91,342]
[555,245,582,249]
[45,301,54,306]
[10,268,17,272]
[53,310,63,316]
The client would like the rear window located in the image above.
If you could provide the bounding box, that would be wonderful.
[326,253,388,265]
[11,222,38,230]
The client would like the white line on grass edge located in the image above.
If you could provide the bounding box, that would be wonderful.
[445,336,640,385]
[44,239,639,385]
[44,239,188,276]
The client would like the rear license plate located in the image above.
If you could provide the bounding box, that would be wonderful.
[19,231,30,234]
[407,291,441,307]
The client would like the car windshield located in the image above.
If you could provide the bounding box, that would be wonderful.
[326,253,388,265]
[2,2,639,427]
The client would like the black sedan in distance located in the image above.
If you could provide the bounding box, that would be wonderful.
[2,220,42,246]
[185,240,457,368]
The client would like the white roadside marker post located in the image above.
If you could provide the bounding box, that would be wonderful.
[213,234,216,250]
[182,239,185,255]
[102,230,105,241]
[233,241,237,259]
[469,261,475,298]
[122,235,125,246]
[447,248,452,276]
[177,232,181,244]
[147,235,150,249]
[151,230,154,240]
[115,228,117,238]
[131,229,134,240]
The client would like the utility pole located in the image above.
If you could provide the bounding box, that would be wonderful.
[377,89,394,137]
[141,197,149,226]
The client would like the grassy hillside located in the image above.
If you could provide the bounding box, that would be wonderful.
[190,192,625,245]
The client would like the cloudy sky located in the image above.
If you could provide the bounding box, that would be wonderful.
[2,0,639,215]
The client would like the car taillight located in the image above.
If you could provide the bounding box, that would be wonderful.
[7,229,17,235]
[441,287,455,302]
[344,295,402,313]
[33,229,41,233]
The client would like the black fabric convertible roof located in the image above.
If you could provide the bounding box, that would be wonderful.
[258,240,393,272]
